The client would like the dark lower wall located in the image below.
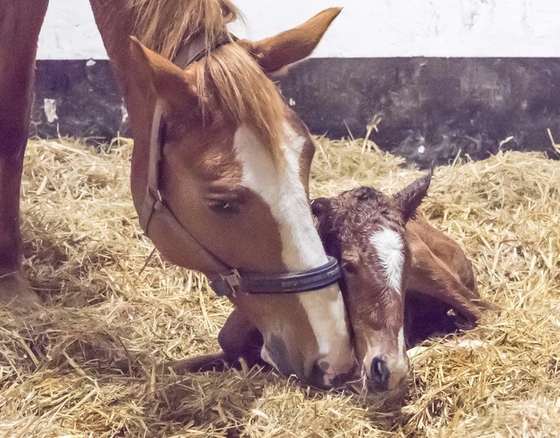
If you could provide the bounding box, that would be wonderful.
[32,60,126,141]
[32,58,560,166]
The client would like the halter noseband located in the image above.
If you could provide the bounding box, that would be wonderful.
[137,35,341,298]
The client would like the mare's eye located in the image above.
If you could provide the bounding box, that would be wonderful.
[205,187,246,215]
[207,199,240,214]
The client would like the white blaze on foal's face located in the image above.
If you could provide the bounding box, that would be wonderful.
[355,226,409,390]
[232,125,353,387]
[369,227,405,295]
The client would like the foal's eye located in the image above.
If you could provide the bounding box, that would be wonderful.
[341,260,358,275]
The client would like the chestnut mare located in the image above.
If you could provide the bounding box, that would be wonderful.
[0,1,354,387]
[175,173,483,393]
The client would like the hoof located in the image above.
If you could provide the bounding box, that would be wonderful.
[160,352,231,375]
[0,271,42,309]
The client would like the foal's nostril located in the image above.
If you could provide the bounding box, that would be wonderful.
[370,357,391,391]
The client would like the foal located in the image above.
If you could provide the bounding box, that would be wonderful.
[311,175,429,391]
[404,217,481,347]
[312,173,482,391]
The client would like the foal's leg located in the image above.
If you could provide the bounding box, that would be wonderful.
[407,232,483,324]
[217,308,264,366]
[407,218,479,298]
[164,309,265,374]
[0,1,49,307]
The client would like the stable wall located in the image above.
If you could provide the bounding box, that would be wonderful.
[33,0,560,164]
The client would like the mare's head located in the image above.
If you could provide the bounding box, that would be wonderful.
[125,7,353,387]
[312,174,431,391]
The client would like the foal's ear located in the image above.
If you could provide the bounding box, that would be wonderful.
[240,8,342,74]
[311,197,334,220]
[128,37,199,114]
[392,171,432,222]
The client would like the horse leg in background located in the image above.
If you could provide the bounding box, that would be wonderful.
[0,0,49,308]
[164,309,265,374]
[406,223,483,327]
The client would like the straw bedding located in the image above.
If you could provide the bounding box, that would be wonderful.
[0,136,559,437]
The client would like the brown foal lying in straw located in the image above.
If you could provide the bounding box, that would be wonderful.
[170,173,486,391]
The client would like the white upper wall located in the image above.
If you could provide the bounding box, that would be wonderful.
[37,0,560,59]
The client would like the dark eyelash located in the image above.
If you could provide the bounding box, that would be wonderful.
[208,199,240,214]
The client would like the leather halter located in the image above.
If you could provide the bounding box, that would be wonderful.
[137,35,341,297]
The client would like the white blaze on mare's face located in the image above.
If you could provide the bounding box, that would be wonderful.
[369,228,405,294]
[233,125,327,269]
[233,125,349,364]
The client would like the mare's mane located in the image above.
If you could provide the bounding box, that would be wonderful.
[126,0,286,154]
[127,0,238,59]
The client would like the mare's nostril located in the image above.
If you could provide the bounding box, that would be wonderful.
[308,361,328,388]
[370,356,391,391]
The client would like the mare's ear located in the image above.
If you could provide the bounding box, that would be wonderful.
[128,37,199,114]
[392,171,432,222]
[239,8,341,74]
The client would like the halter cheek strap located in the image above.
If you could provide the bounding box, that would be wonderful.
[136,36,341,297]
[138,98,241,296]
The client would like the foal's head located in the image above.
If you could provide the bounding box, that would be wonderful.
[125,8,354,387]
[312,174,431,391]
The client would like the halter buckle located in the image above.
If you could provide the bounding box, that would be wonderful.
[209,269,241,297]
